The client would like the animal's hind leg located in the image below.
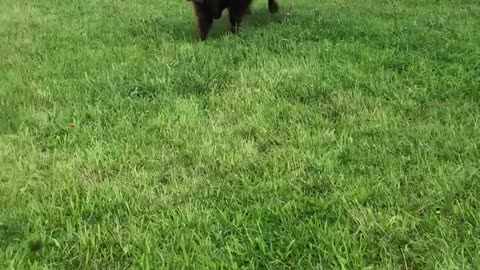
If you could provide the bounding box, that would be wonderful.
[268,0,279,13]
[193,3,213,40]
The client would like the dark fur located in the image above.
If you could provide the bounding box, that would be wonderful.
[188,0,279,40]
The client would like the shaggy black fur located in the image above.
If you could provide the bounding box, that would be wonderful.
[188,0,279,40]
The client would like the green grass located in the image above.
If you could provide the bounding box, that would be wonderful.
[1,0,480,268]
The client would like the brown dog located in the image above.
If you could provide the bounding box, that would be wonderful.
[188,0,279,40]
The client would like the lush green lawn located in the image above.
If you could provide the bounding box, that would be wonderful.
[1,0,480,268]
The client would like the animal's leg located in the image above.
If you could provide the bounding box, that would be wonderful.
[193,2,213,40]
[268,0,279,13]
[228,7,245,34]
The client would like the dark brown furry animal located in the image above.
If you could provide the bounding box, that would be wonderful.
[188,0,279,40]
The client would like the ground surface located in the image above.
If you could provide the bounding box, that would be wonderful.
[1,0,480,268]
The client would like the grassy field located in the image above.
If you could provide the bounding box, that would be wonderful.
[1,0,480,268]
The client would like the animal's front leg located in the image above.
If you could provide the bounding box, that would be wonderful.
[193,3,213,40]
[228,7,244,34]
[268,0,279,13]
